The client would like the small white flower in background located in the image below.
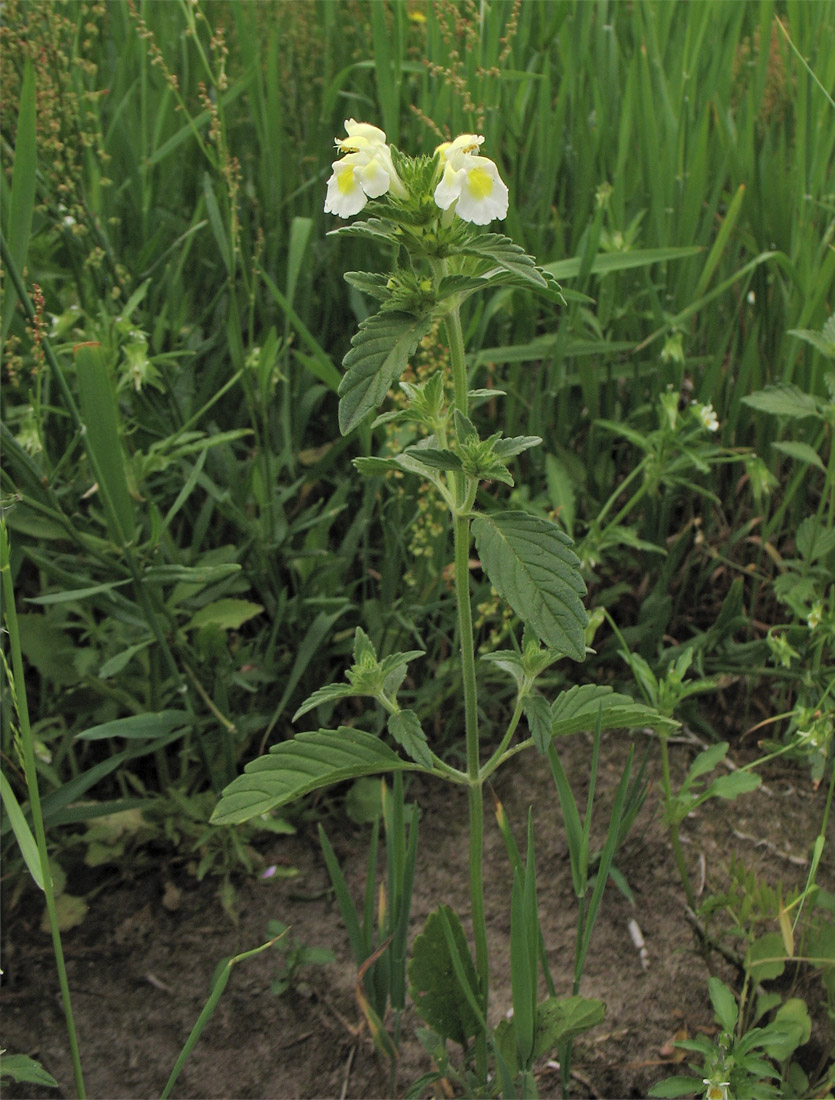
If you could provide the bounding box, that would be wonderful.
[324,119,406,218]
[434,133,509,224]
[694,401,719,432]
[807,601,823,630]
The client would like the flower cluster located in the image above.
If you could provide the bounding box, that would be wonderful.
[324,119,509,225]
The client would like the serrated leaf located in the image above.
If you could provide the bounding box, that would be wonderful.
[772,440,826,470]
[523,694,553,754]
[353,625,377,664]
[437,274,491,300]
[211,728,423,825]
[473,511,588,661]
[476,461,515,487]
[789,315,835,359]
[493,435,542,458]
[292,682,355,722]
[328,216,402,244]
[459,233,548,290]
[403,447,462,472]
[388,710,433,768]
[343,271,391,301]
[354,455,405,476]
[338,311,434,434]
[408,905,480,1046]
[742,384,821,419]
[454,409,478,443]
[795,517,835,561]
[550,684,676,737]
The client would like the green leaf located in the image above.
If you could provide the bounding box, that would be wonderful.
[338,310,434,434]
[533,995,605,1053]
[328,216,403,246]
[75,344,135,545]
[544,246,702,282]
[701,771,761,801]
[742,384,821,420]
[25,579,132,606]
[75,710,189,741]
[771,440,826,471]
[684,742,729,783]
[142,563,242,585]
[480,650,526,688]
[523,694,553,755]
[550,684,676,738]
[408,905,481,1046]
[0,770,44,890]
[647,1076,705,1098]
[100,638,155,677]
[403,447,463,472]
[761,998,811,1062]
[211,728,424,825]
[493,435,542,459]
[708,976,738,1033]
[0,1052,59,1088]
[472,511,588,661]
[343,270,391,301]
[388,710,433,768]
[796,517,835,561]
[745,932,787,982]
[459,233,548,290]
[185,598,263,632]
[292,682,355,721]
[788,314,835,359]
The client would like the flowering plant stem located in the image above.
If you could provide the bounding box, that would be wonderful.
[444,300,490,1070]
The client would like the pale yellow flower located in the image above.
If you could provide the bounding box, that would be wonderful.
[434,133,509,224]
[324,119,406,217]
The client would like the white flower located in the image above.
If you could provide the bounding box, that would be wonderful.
[703,1080,730,1100]
[324,119,406,218]
[433,133,509,224]
[694,401,719,432]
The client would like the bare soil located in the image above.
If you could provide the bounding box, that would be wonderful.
[2,729,831,1099]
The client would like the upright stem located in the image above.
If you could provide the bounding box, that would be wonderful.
[659,736,697,911]
[444,303,490,1060]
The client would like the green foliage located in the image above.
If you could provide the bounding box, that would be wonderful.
[472,511,588,661]
[319,773,419,1065]
[0,1052,59,1089]
[2,3,834,1095]
[408,905,481,1048]
[265,919,336,997]
[211,728,426,825]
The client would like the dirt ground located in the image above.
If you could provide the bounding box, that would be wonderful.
[2,727,832,1100]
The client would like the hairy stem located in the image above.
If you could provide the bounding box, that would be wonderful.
[445,302,489,1068]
